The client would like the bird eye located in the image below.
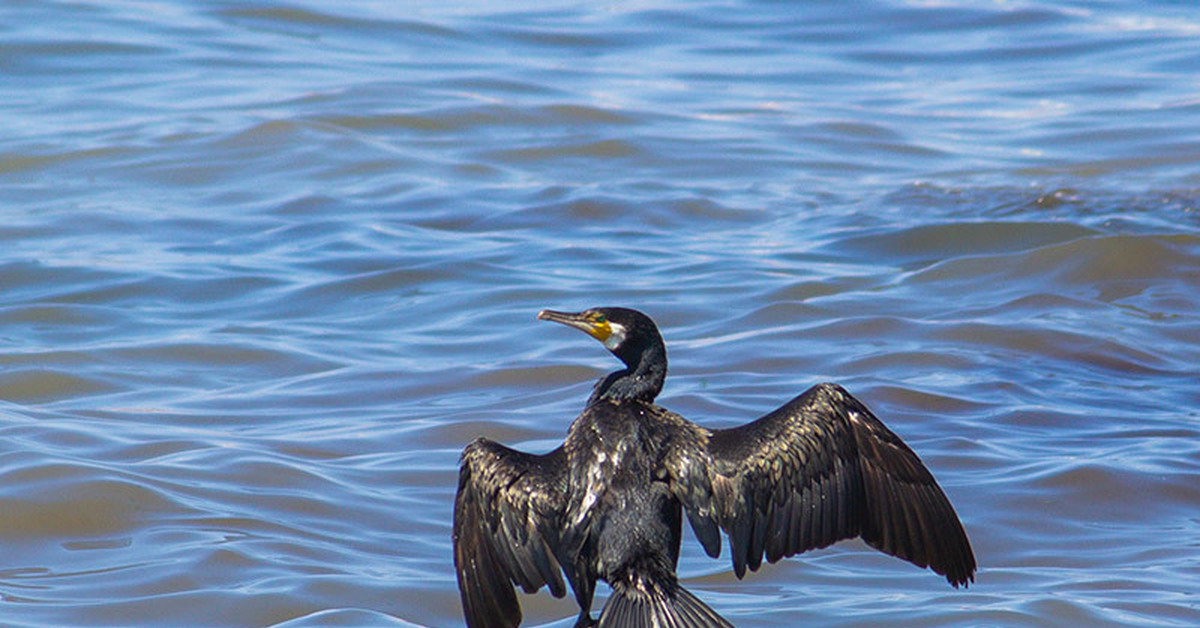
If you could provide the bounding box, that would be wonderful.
[592,313,607,324]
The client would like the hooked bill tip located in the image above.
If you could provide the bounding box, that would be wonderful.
[537,309,576,323]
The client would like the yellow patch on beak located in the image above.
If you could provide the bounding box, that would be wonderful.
[586,319,612,342]
[538,309,618,348]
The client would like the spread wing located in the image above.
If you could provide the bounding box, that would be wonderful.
[668,383,976,586]
[453,438,569,628]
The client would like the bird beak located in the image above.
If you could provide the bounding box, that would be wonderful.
[538,309,612,343]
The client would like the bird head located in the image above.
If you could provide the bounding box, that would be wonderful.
[537,307,663,371]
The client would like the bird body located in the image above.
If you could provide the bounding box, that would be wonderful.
[561,398,722,627]
[453,308,975,628]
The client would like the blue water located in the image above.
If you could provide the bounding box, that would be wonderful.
[2,1,1198,626]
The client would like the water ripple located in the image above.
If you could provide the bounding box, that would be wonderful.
[2,1,1199,626]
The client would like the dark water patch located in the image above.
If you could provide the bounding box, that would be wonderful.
[761,277,875,305]
[798,120,949,166]
[0,370,118,406]
[281,266,462,309]
[935,321,1175,376]
[0,146,145,178]
[906,234,1200,300]
[867,384,994,418]
[881,184,1200,227]
[1029,234,1199,286]
[479,20,644,54]
[480,138,643,164]
[0,262,121,305]
[481,195,670,231]
[942,291,1108,322]
[108,341,341,383]
[0,466,181,538]
[336,103,642,135]
[0,304,120,329]
[1026,461,1199,524]
[314,112,460,134]
[431,75,565,97]
[832,221,1097,268]
[0,39,166,76]
[216,5,449,37]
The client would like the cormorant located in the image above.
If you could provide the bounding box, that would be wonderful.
[453,307,975,628]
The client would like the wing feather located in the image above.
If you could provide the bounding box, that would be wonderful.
[667,383,976,586]
[453,438,568,628]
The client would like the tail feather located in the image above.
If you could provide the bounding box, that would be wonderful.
[597,583,733,628]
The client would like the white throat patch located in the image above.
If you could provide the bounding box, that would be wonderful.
[603,322,627,350]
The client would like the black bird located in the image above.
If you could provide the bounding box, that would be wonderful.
[453,307,975,628]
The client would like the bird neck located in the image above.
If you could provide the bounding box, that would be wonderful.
[587,344,666,405]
